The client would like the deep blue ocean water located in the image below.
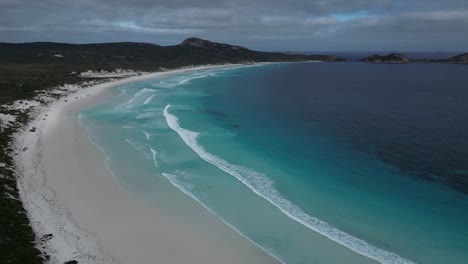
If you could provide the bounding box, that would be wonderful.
[81,62,468,263]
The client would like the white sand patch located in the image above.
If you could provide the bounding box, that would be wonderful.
[79,68,145,78]
[8,100,41,111]
[0,113,16,130]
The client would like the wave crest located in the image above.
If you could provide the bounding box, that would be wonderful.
[163,104,414,264]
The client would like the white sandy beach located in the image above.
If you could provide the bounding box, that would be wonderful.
[14,66,281,264]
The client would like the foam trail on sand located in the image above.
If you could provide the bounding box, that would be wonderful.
[163,104,414,264]
[125,139,144,151]
[124,139,152,161]
[161,172,285,264]
[150,148,159,168]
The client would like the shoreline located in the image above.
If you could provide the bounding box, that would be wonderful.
[14,64,281,263]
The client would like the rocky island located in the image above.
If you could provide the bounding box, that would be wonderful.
[359,53,411,63]
[420,53,468,64]
[359,52,468,64]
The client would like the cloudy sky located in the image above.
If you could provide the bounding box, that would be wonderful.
[1,0,467,51]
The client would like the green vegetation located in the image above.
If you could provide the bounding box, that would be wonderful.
[0,110,43,264]
[0,38,345,104]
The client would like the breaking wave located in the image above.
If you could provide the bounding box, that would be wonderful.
[163,104,413,264]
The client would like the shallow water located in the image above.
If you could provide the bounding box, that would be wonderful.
[81,62,468,263]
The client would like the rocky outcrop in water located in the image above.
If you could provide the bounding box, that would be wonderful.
[359,53,468,64]
[440,53,468,64]
[359,53,411,63]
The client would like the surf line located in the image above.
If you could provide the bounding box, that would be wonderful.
[163,104,414,264]
[160,172,286,264]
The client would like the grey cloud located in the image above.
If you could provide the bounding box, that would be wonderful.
[0,0,467,51]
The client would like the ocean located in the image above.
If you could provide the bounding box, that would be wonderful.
[79,62,468,263]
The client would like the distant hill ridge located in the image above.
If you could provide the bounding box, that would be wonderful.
[179,37,248,50]
[0,37,346,72]
[2,38,466,71]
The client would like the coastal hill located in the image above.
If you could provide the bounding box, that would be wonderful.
[180,37,249,50]
[0,37,345,72]
[178,37,346,62]
[0,37,345,104]
[359,52,468,64]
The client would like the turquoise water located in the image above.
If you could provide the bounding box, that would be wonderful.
[80,63,468,263]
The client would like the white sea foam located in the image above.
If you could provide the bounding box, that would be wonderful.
[125,139,153,161]
[222,64,264,71]
[153,81,179,89]
[132,88,155,98]
[150,148,159,168]
[163,104,414,264]
[126,88,155,105]
[161,172,285,264]
[142,130,151,140]
[157,74,213,88]
[179,74,209,84]
[136,112,155,119]
[144,94,156,105]
[125,139,144,151]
